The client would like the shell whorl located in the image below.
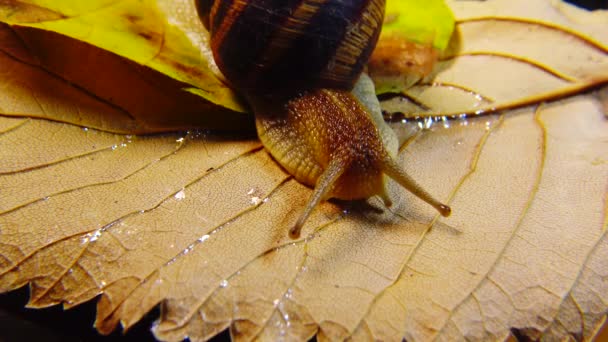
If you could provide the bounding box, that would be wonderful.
[198,0,385,94]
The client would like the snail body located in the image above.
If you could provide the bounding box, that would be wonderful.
[196,0,451,238]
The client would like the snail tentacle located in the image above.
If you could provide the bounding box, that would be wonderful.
[381,156,452,217]
[290,157,348,239]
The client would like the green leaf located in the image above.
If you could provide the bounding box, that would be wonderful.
[383,0,455,51]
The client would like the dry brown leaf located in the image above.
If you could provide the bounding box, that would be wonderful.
[1,1,608,342]
[0,0,251,133]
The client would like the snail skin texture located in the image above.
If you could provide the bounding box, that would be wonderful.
[196,0,451,239]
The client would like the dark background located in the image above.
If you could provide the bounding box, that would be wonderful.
[0,287,231,341]
[1,0,606,341]
[566,0,608,10]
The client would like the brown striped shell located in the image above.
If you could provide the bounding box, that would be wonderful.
[196,0,385,95]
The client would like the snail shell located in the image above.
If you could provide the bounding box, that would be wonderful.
[196,0,451,239]
[198,0,384,94]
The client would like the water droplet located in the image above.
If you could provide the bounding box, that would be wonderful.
[82,127,89,132]
[273,299,280,307]
[100,280,107,287]
[247,188,266,205]
[198,234,210,242]
[88,229,102,242]
[426,117,435,129]
[219,280,229,288]
[174,189,186,200]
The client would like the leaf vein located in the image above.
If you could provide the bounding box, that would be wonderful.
[456,17,608,52]
[348,115,503,339]
[430,106,547,338]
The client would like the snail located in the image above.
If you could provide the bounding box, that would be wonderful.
[195,0,451,239]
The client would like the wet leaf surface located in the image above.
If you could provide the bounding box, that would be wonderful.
[0,0,607,341]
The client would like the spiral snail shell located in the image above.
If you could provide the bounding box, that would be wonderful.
[196,0,451,239]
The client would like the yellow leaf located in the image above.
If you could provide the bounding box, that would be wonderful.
[1,1,607,342]
[0,0,252,133]
[0,23,256,133]
[1,0,244,111]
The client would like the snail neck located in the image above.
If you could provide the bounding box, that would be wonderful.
[248,81,451,239]
[250,88,389,196]
[250,88,392,239]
